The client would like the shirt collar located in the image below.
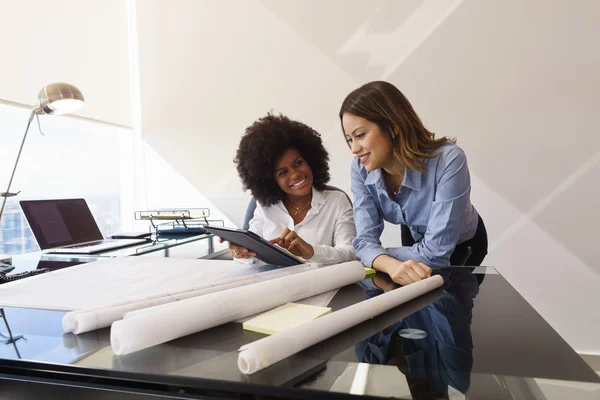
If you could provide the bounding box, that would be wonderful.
[364,168,383,186]
[364,167,421,191]
[402,168,422,191]
[311,187,326,206]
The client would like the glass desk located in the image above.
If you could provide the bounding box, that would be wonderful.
[6,233,219,275]
[0,266,598,399]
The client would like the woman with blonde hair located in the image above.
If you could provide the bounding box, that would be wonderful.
[340,81,487,285]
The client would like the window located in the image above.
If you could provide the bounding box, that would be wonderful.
[0,102,126,254]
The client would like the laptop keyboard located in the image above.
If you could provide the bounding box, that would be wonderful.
[67,240,107,249]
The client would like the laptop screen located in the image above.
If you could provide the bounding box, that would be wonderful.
[20,199,103,250]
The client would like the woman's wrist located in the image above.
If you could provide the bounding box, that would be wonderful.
[302,244,315,259]
[372,253,399,274]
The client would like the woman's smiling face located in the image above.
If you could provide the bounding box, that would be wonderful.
[274,148,313,198]
[342,113,394,172]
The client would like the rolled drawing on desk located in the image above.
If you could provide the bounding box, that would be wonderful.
[110,261,365,355]
[2,258,319,312]
[237,274,444,375]
[236,288,444,385]
[63,263,316,334]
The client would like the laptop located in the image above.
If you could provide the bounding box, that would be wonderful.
[20,198,148,254]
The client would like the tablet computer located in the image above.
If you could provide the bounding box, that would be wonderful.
[203,226,303,267]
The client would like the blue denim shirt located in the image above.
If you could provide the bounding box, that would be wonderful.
[351,142,479,268]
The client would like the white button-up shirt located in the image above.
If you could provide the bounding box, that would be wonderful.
[249,188,357,265]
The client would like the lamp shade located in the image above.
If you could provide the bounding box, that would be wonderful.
[33,82,85,116]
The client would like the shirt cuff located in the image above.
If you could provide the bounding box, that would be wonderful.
[309,244,328,264]
[386,246,416,263]
[359,247,389,268]
[386,246,442,266]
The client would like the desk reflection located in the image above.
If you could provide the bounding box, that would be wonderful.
[356,269,480,399]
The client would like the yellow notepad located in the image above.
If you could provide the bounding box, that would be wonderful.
[242,302,331,335]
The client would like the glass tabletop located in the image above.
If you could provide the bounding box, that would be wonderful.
[6,233,216,275]
[132,233,215,256]
[0,266,598,399]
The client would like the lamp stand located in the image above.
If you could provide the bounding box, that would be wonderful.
[0,109,36,224]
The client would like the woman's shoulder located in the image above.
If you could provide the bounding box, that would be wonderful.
[431,141,467,163]
[320,187,352,207]
[254,199,283,215]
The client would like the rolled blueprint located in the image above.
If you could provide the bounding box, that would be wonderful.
[238,274,444,375]
[63,263,315,334]
[242,287,444,387]
[110,261,365,355]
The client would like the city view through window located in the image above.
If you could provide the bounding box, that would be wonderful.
[0,103,123,255]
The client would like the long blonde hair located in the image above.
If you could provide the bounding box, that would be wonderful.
[339,81,454,172]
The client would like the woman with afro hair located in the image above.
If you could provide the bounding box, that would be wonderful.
[230,113,356,265]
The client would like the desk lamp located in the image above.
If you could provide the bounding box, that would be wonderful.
[0,82,85,240]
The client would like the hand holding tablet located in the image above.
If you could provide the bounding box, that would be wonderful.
[218,237,257,259]
[203,226,303,267]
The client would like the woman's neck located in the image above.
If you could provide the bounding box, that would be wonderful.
[382,157,404,177]
[285,191,312,207]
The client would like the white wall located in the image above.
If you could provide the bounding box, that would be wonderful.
[135,0,600,353]
[373,0,600,354]
[135,0,363,226]
[0,0,131,126]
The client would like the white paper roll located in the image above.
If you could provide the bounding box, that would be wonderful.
[64,263,315,334]
[237,274,444,375]
[110,261,366,355]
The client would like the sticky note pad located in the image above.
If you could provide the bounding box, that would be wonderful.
[242,303,331,335]
[364,267,376,278]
